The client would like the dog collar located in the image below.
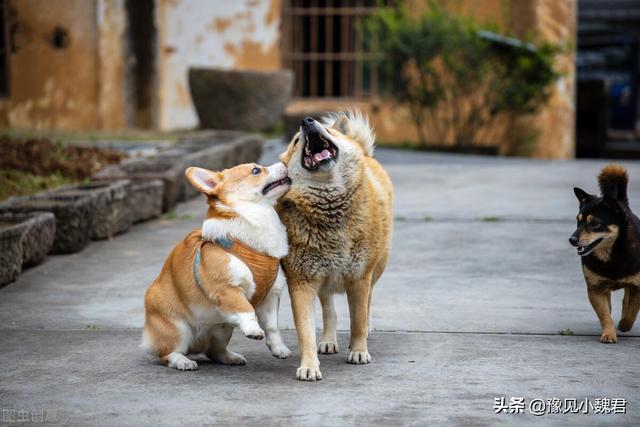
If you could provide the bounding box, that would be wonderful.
[193,238,279,306]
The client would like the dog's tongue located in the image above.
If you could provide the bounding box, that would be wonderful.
[314,149,331,162]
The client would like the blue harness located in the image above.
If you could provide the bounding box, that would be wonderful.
[193,237,234,291]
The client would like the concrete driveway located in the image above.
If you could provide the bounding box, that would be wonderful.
[1,143,639,425]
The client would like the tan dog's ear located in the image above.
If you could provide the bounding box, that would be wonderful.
[332,115,350,135]
[280,132,300,165]
[185,167,221,197]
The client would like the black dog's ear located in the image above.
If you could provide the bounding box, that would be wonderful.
[603,194,622,214]
[574,187,594,205]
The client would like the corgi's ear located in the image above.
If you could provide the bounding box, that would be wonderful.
[185,167,220,197]
[574,187,594,205]
[332,115,350,135]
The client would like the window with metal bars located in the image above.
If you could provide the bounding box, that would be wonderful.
[283,0,388,99]
[0,0,8,98]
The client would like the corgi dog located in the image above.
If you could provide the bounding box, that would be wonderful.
[570,164,640,343]
[142,162,292,370]
[278,111,393,381]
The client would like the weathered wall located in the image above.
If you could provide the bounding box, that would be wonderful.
[0,0,128,130]
[0,0,100,129]
[155,0,282,131]
[509,0,576,159]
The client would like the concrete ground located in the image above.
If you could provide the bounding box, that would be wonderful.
[1,142,640,426]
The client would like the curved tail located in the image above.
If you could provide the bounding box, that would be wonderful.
[598,164,629,205]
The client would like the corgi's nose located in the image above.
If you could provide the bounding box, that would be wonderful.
[301,117,315,126]
[569,235,578,246]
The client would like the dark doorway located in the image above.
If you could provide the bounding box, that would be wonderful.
[125,0,155,129]
[576,0,640,158]
[0,0,9,98]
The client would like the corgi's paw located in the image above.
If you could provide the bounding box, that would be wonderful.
[167,353,198,371]
[347,350,371,364]
[268,341,291,359]
[600,330,618,344]
[216,350,247,365]
[318,341,339,354]
[618,318,634,332]
[296,365,322,381]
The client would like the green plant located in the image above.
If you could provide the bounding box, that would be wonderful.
[365,1,563,151]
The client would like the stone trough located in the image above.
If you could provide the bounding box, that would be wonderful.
[94,158,184,213]
[127,180,164,223]
[0,220,27,286]
[2,194,96,254]
[51,180,133,239]
[0,211,56,268]
[93,131,264,211]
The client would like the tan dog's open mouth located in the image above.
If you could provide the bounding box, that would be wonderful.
[300,119,338,171]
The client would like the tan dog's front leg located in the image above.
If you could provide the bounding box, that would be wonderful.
[346,272,372,364]
[588,288,617,343]
[619,287,640,332]
[318,291,339,354]
[289,280,321,381]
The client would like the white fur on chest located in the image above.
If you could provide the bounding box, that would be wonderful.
[202,201,288,258]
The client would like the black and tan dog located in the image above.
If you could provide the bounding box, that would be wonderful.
[570,164,640,343]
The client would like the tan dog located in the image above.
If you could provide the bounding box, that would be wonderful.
[142,162,292,370]
[278,111,393,380]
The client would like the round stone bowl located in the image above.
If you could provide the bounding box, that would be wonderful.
[189,68,293,131]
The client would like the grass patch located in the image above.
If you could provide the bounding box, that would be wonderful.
[423,216,433,221]
[3,127,181,143]
[559,328,574,336]
[161,211,194,221]
[85,324,98,330]
[0,169,74,201]
[261,120,285,138]
[394,215,407,222]
[480,216,502,222]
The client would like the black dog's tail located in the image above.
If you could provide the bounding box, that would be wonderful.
[598,164,629,205]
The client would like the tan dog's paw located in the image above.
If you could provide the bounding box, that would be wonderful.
[296,366,323,381]
[600,330,618,344]
[347,350,371,364]
[318,341,339,354]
